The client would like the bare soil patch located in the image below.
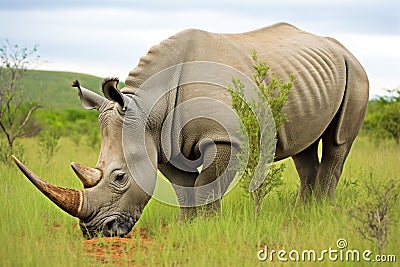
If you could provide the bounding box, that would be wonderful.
[83,228,154,265]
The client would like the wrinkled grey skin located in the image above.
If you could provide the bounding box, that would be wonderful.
[76,89,149,237]
[15,23,368,238]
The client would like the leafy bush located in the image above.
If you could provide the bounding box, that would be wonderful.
[363,89,400,145]
[350,175,399,253]
[39,127,61,161]
[36,109,100,147]
[0,140,24,165]
[229,50,293,217]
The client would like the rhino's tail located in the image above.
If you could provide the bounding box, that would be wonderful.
[334,55,369,145]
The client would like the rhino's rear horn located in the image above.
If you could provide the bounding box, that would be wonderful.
[12,155,84,218]
[71,162,102,188]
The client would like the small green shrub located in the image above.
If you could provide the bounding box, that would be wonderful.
[229,50,293,218]
[350,175,399,254]
[363,88,400,145]
[39,127,61,161]
[0,140,24,165]
[36,109,100,148]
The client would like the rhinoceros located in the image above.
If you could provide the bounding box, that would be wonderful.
[13,22,368,238]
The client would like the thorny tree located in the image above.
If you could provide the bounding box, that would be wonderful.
[0,40,41,150]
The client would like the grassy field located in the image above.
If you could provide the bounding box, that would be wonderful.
[22,70,105,109]
[0,136,399,266]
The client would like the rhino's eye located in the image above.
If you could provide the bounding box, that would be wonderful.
[110,170,129,191]
[115,173,125,182]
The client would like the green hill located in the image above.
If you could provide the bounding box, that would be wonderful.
[22,70,105,109]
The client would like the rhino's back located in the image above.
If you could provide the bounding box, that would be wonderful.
[123,23,358,158]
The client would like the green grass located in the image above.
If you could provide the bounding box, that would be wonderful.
[1,136,399,266]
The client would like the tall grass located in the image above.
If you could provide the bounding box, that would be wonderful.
[0,137,399,266]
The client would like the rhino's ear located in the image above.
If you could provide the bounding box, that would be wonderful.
[102,77,127,110]
[72,80,107,110]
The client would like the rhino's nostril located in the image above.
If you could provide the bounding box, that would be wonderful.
[104,219,118,237]
[98,215,136,238]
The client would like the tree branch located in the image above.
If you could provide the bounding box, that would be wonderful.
[0,121,12,146]
[14,105,41,140]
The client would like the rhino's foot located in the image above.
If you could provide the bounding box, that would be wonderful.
[196,200,221,218]
[295,186,315,206]
[178,207,197,221]
[294,189,337,209]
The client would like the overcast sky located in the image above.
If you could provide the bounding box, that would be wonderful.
[1,0,399,97]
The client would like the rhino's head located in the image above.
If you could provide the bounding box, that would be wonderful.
[13,78,154,238]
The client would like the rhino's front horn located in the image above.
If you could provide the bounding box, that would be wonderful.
[12,156,84,218]
[71,162,102,188]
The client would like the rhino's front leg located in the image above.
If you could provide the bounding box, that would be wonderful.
[158,163,197,221]
[194,143,233,217]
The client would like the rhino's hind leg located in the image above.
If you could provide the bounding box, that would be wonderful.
[292,139,320,203]
[315,124,353,200]
[313,59,367,200]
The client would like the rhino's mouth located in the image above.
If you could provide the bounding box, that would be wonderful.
[80,212,138,239]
